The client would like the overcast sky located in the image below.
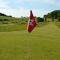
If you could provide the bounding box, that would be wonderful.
[0,0,60,17]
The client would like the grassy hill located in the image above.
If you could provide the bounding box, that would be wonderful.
[0,22,60,60]
[0,15,28,31]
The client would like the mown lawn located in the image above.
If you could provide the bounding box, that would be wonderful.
[0,22,60,60]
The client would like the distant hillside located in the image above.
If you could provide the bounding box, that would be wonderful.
[44,10,60,21]
[0,13,28,24]
[0,13,7,16]
[0,13,12,17]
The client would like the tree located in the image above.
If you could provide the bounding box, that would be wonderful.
[37,17,44,22]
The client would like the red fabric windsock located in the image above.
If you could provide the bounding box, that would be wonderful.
[27,10,36,32]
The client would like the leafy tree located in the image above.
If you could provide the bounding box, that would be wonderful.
[37,17,44,22]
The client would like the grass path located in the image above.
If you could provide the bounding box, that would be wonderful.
[26,22,60,60]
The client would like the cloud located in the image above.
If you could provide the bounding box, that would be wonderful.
[0,7,52,18]
[0,0,9,8]
[17,0,57,5]
[0,8,29,17]
[0,0,59,17]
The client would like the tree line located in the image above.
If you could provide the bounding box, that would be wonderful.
[0,10,60,24]
[44,10,60,22]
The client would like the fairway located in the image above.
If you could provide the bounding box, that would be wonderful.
[0,23,60,60]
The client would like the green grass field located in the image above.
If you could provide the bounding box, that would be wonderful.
[0,24,26,32]
[0,22,60,60]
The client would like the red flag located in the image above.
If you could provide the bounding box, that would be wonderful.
[27,10,36,32]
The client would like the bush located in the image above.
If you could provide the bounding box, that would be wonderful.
[37,17,44,22]
[4,19,9,21]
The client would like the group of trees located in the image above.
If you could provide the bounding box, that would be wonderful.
[37,17,44,22]
[35,10,60,22]
[44,10,60,22]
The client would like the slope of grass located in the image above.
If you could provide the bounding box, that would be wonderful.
[55,22,60,28]
[0,22,60,60]
[37,22,48,27]
[0,22,47,32]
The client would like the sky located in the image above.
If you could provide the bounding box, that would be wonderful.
[0,0,60,17]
